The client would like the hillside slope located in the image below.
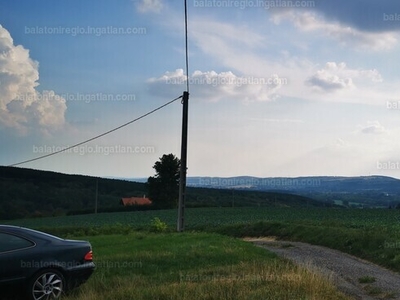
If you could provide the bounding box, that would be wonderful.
[0,166,323,220]
[0,166,146,219]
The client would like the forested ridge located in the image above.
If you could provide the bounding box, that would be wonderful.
[0,166,324,220]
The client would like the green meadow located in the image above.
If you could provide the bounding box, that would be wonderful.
[65,232,350,300]
[4,206,400,299]
[6,207,400,232]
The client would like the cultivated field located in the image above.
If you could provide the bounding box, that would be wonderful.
[5,207,400,233]
[5,207,400,273]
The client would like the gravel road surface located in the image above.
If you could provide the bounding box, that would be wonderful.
[246,238,400,300]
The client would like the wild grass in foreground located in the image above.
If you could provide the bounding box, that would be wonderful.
[209,221,400,273]
[65,232,350,300]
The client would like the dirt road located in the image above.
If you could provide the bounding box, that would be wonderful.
[247,238,400,300]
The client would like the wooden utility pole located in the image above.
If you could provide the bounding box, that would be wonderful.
[95,178,98,214]
[177,91,189,232]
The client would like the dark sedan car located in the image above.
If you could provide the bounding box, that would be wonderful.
[0,225,95,300]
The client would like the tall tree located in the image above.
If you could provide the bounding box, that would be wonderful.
[147,154,180,209]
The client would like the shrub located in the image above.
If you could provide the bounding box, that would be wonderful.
[150,217,168,232]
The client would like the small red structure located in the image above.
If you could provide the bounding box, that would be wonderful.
[120,196,152,206]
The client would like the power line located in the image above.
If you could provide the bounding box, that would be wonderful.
[8,95,183,167]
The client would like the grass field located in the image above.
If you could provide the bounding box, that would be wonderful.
[4,206,400,299]
[5,206,400,273]
[63,232,351,300]
[5,207,400,232]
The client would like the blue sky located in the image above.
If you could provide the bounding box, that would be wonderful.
[1,0,400,179]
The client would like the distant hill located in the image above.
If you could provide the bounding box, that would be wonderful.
[186,176,400,207]
[186,175,400,191]
[0,167,324,220]
[114,175,400,208]
[0,166,147,220]
[124,175,400,193]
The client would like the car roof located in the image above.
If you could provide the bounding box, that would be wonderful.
[0,225,63,241]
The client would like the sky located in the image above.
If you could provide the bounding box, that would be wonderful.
[1,0,400,179]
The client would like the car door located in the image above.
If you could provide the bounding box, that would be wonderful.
[0,232,35,284]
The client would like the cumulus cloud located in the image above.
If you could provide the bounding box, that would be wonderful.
[307,71,353,92]
[135,0,163,13]
[147,69,285,102]
[307,62,382,93]
[0,25,66,134]
[358,121,386,135]
[271,10,398,51]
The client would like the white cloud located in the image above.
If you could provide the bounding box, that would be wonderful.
[307,70,353,92]
[186,16,400,106]
[135,0,163,13]
[192,19,265,49]
[271,10,398,51]
[307,62,383,93]
[189,18,272,75]
[185,16,394,105]
[147,69,285,102]
[0,25,67,134]
[358,121,387,135]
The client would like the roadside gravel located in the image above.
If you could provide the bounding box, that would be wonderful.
[246,238,400,300]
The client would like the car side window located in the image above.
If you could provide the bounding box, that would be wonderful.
[0,232,34,253]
